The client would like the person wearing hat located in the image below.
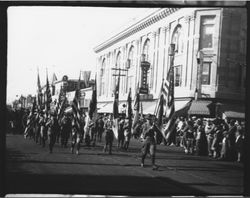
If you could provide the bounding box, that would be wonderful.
[123,118,131,151]
[34,112,41,144]
[205,119,215,157]
[117,117,125,149]
[70,120,81,155]
[38,112,47,147]
[235,126,243,162]
[96,116,105,142]
[46,114,58,153]
[103,114,114,155]
[219,130,230,160]
[60,114,71,148]
[140,115,161,170]
[227,119,237,160]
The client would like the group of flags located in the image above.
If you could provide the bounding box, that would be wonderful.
[111,62,175,144]
[27,42,175,141]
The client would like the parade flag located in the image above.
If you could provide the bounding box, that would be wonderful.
[163,65,176,142]
[88,77,97,120]
[112,79,119,139]
[83,71,91,88]
[45,70,52,113]
[37,69,42,109]
[72,73,82,131]
[126,88,132,130]
[155,85,165,144]
[140,101,143,118]
[24,97,37,138]
[51,73,58,85]
[132,90,140,131]
[55,86,64,119]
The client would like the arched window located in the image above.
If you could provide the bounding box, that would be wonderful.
[142,39,150,61]
[116,51,121,68]
[113,51,122,94]
[171,25,183,54]
[127,46,135,93]
[100,58,106,96]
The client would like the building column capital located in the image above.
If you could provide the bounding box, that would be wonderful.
[190,12,196,21]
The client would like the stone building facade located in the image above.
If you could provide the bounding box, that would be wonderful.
[94,8,246,117]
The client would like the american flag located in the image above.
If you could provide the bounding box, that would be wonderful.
[56,86,65,120]
[24,97,37,138]
[155,81,165,144]
[72,75,82,131]
[164,65,176,142]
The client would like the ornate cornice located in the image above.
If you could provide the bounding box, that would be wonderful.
[94,8,180,53]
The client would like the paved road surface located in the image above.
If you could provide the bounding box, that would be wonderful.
[5,134,244,196]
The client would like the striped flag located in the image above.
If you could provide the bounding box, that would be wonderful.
[164,65,176,142]
[155,88,165,144]
[24,97,37,138]
[72,74,82,131]
[45,71,52,114]
[55,86,65,120]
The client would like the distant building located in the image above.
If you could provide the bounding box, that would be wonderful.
[94,8,246,119]
[40,73,95,112]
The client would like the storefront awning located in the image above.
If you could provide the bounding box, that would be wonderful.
[188,100,212,116]
[142,101,157,114]
[141,99,191,115]
[219,104,245,119]
[97,103,107,109]
[98,103,113,113]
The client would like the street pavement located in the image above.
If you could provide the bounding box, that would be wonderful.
[5,134,244,196]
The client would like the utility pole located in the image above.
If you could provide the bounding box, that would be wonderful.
[111,67,128,99]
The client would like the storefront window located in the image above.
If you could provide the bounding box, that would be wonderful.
[127,46,135,93]
[202,62,211,85]
[172,25,183,54]
[142,39,150,62]
[100,59,106,96]
[200,16,215,49]
[174,65,182,87]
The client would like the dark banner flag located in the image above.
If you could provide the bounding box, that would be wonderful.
[37,69,42,110]
[132,91,140,131]
[45,71,52,114]
[88,78,97,120]
[112,79,119,139]
[126,88,132,130]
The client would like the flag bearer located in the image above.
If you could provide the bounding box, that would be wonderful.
[103,114,114,155]
[46,113,57,153]
[141,115,161,170]
[123,118,131,151]
[70,121,82,155]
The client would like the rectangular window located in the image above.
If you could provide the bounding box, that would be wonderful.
[200,16,215,49]
[174,65,182,87]
[202,62,211,85]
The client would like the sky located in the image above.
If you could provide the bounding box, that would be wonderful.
[7,6,158,103]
